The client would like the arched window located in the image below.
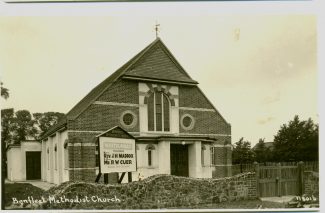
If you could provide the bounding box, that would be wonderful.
[210,146,215,166]
[148,91,170,132]
[201,145,206,166]
[54,144,58,170]
[64,139,69,169]
[145,144,156,166]
[47,148,50,170]
[95,143,99,167]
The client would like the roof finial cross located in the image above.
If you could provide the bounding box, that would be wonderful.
[155,22,160,38]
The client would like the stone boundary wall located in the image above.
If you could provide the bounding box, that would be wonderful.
[37,173,257,209]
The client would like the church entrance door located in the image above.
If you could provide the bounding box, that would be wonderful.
[170,144,189,177]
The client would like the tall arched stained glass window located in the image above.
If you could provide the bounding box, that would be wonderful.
[148,93,155,131]
[147,91,170,132]
[163,94,170,131]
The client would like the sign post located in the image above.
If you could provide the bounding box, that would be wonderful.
[95,126,136,184]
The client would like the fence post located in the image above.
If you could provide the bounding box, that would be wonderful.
[253,162,259,198]
[277,162,282,197]
[298,161,304,196]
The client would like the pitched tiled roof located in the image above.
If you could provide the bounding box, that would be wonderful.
[65,39,157,120]
[41,38,199,139]
[124,40,198,84]
[66,38,197,120]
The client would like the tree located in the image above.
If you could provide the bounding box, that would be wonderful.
[1,109,15,177]
[273,115,318,162]
[0,83,10,208]
[33,112,65,138]
[232,137,255,165]
[10,110,37,143]
[1,109,65,144]
[253,138,274,163]
[1,108,14,146]
[1,108,14,181]
[0,82,9,99]
[1,108,64,209]
[254,138,267,163]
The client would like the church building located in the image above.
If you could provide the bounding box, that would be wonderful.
[34,38,232,184]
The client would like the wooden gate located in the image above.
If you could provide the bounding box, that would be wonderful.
[257,163,302,197]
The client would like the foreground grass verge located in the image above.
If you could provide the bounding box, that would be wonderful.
[4,183,45,207]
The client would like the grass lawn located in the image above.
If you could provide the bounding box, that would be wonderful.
[4,183,45,207]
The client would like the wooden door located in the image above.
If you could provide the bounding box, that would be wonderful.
[26,151,41,180]
[170,144,189,177]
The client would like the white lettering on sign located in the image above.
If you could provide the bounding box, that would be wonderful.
[104,143,132,150]
[99,137,136,173]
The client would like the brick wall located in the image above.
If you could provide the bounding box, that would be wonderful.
[69,169,97,182]
[68,132,98,144]
[68,79,139,132]
[68,132,98,181]
[68,105,139,132]
[179,110,230,134]
[210,145,232,178]
[65,77,232,182]
[67,132,128,182]
[179,86,214,109]
[97,80,138,104]
[226,146,232,165]
[211,135,231,145]
[214,146,227,165]
[213,166,232,178]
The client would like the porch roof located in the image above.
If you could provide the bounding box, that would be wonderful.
[134,135,217,143]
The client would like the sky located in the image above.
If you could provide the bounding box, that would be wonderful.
[0,15,318,146]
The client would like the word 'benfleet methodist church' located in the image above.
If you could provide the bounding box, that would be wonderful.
[6,38,232,184]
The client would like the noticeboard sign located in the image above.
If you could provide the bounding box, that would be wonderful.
[99,137,136,173]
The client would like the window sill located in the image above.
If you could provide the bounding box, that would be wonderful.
[147,166,157,169]
[141,132,176,137]
[138,166,158,169]
[145,131,174,135]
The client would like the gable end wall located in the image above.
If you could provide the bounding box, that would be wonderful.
[179,86,230,135]
[179,86,214,109]
[66,79,140,181]
[68,79,139,132]
[179,110,230,135]
[97,79,138,103]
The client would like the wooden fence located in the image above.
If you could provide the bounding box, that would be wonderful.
[231,161,318,197]
[231,163,255,175]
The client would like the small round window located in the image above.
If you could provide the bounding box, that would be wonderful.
[120,110,137,128]
[183,116,192,128]
[123,113,134,125]
[180,114,195,130]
